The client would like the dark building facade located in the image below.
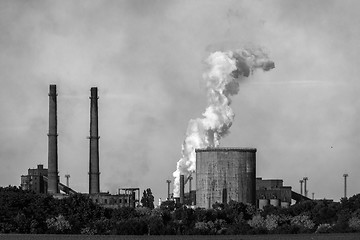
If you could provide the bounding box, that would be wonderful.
[89,188,140,208]
[21,164,48,194]
[256,177,292,209]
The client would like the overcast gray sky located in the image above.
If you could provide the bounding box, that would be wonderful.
[0,0,359,202]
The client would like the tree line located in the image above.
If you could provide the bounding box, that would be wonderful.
[0,186,360,235]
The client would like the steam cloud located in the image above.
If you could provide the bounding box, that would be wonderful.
[172,47,275,197]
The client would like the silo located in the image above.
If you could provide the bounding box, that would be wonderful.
[196,147,256,209]
[258,199,269,210]
[281,201,290,208]
[270,198,280,207]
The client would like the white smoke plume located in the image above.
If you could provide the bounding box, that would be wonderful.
[172,47,275,197]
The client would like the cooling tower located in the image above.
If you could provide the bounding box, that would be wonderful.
[196,147,256,208]
[89,87,100,194]
[47,84,59,194]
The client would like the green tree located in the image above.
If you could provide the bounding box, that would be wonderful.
[141,188,154,209]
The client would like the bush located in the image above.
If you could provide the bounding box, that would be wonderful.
[46,215,71,234]
[194,221,216,235]
[113,218,147,235]
[315,223,333,233]
[265,214,279,231]
[248,215,265,229]
[348,216,360,231]
[290,214,315,233]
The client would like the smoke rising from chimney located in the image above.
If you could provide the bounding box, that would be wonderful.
[172,48,275,196]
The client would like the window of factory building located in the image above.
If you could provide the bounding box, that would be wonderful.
[124,199,127,204]
[119,199,122,203]
[104,199,107,204]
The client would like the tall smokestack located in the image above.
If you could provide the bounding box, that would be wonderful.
[180,175,185,204]
[166,180,171,200]
[343,173,348,198]
[299,179,303,196]
[89,87,100,194]
[48,84,59,194]
[303,177,308,198]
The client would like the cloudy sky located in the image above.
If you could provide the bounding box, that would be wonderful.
[1,0,359,202]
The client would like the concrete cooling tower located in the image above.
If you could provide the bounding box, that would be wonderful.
[196,147,256,209]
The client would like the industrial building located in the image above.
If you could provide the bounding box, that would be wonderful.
[21,164,48,193]
[20,164,76,195]
[21,84,308,210]
[20,85,138,208]
[172,147,310,209]
[91,188,140,208]
[256,177,292,209]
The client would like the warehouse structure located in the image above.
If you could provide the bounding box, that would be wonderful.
[256,177,292,209]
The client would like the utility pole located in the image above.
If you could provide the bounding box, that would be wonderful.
[303,177,308,198]
[65,174,70,187]
[299,179,304,195]
[312,192,315,200]
[343,173,349,198]
[166,180,171,200]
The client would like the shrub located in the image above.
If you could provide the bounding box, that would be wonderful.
[290,214,315,232]
[194,221,217,235]
[248,215,265,230]
[315,223,333,233]
[46,215,71,234]
[265,214,279,231]
[80,226,96,235]
[348,216,360,231]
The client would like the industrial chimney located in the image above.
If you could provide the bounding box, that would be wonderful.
[180,175,185,204]
[89,87,100,194]
[48,84,59,194]
[343,173,349,198]
[166,180,171,200]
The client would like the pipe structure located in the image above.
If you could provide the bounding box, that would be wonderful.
[180,175,185,204]
[89,87,100,194]
[166,180,171,200]
[303,177,308,198]
[343,173,348,198]
[299,180,303,196]
[47,84,59,194]
[65,174,70,187]
[188,176,193,193]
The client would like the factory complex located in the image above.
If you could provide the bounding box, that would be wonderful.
[21,85,310,209]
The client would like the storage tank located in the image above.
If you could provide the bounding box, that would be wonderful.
[270,198,280,207]
[258,199,269,210]
[281,201,290,208]
[196,147,256,209]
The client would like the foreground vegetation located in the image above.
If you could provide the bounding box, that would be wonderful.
[1,186,360,235]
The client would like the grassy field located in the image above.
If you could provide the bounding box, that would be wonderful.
[1,233,360,240]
